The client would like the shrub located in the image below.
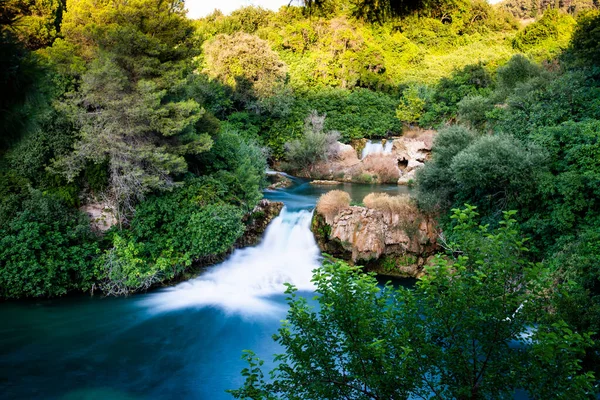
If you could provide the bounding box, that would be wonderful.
[285,111,340,175]
[495,54,543,94]
[316,190,351,224]
[361,154,400,183]
[193,130,268,210]
[458,95,496,129]
[0,190,100,298]
[363,192,418,228]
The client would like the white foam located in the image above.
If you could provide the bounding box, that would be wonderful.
[143,208,320,315]
[361,140,393,159]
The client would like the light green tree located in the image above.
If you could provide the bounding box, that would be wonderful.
[396,85,426,125]
[202,32,287,110]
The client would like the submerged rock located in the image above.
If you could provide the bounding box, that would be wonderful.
[310,180,342,186]
[236,199,284,247]
[267,172,293,190]
[312,194,438,278]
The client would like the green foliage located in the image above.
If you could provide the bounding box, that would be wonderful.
[49,0,211,217]
[567,10,600,67]
[395,85,426,124]
[0,15,50,150]
[420,63,493,126]
[495,54,544,94]
[512,9,576,56]
[457,94,495,129]
[202,32,287,110]
[96,176,246,295]
[0,190,99,298]
[231,207,596,399]
[417,127,547,218]
[4,0,65,49]
[193,131,268,210]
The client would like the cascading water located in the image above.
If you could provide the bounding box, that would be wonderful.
[144,208,320,315]
[361,139,394,159]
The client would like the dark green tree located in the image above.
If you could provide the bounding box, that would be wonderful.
[50,0,211,218]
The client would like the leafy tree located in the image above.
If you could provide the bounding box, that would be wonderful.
[230,207,596,399]
[395,85,426,125]
[51,0,211,218]
[202,32,287,110]
[567,10,600,67]
[4,0,65,49]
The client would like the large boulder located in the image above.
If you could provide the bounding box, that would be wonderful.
[312,194,438,278]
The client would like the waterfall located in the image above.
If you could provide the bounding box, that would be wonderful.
[361,140,394,159]
[144,208,320,315]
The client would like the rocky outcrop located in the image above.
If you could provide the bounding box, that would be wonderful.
[312,201,438,278]
[80,202,118,232]
[236,199,284,247]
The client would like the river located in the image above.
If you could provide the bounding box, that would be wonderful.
[0,180,408,400]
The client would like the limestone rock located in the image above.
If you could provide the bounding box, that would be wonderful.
[80,202,118,232]
[310,180,342,186]
[312,201,439,278]
[236,199,284,247]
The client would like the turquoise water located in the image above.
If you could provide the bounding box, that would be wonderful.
[0,180,405,400]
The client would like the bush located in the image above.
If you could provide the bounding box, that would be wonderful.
[449,135,547,215]
[285,111,340,174]
[495,54,543,94]
[458,95,496,129]
[0,191,100,298]
[193,130,268,210]
[96,176,246,294]
[316,190,351,224]
[363,192,418,227]
[360,154,400,183]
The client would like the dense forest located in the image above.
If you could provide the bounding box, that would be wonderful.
[1,0,600,396]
